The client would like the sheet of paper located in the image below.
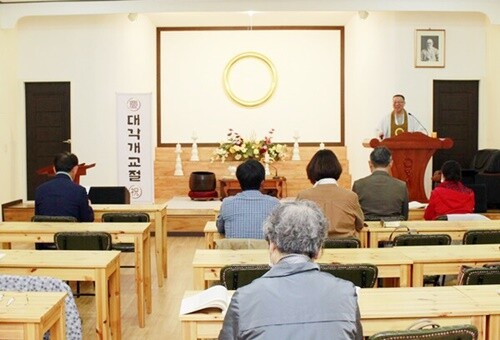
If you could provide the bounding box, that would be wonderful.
[409,201,428,209]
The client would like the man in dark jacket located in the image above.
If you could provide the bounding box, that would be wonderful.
[352,146,409,221]
[35,152,94,222]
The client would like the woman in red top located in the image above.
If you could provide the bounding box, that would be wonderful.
[424,160,475,220]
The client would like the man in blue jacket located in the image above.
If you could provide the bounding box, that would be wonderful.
[35,152,94,222]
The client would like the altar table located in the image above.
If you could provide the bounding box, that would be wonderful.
[0,221,151,327]
[180,286,498,340]
[192,248,413,289]
[219,177,286,199]
[0,291,66,340]
[1,199,168,287]
[0,250,121,340]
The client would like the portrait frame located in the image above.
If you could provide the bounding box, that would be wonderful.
[415,29,445,68]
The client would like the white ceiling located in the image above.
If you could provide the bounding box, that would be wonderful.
[1,0,500,28]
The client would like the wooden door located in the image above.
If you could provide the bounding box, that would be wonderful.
[25,82,71,200]
[432,80,479,171]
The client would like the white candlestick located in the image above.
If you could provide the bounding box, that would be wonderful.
[174,143,184,176]
[293,130,300,139]
[192,130,198,140]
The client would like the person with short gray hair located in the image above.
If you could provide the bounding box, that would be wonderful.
[353,146,409,221]
[370,146,392,167]
[219,200,362,340]
[263,200,328,260]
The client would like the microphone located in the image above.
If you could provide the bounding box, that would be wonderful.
[269,164,281,179]
[408,112,429,135]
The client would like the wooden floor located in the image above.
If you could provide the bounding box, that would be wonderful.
[12,236,204,339]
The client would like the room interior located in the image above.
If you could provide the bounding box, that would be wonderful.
[1,1,500,339]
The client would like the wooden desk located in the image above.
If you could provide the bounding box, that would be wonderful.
[1,199,168,287]
[0,291,66,340]
[396,244,500,287]
[0,250,121,340]
[192,248,413,289]
[0,221,151,328]
[219,177,286,199]
[206,220,500,251]
[359,286,491,339]
[180,286,493,339]
[204,221,223,249]
[409,208,500,220]
[455,285,500,340]
[364,220,500,248]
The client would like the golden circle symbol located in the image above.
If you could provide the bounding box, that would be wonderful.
[223,52,277,107]
[394,127,405,136]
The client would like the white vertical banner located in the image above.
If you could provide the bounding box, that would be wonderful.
[116,93,153,204]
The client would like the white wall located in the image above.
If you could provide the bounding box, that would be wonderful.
[159,28,343,144]
[0,28,18,216]
[485,23,500,148]
[2,11,498,202]
[345,12,487,195]
[15,14,156,192]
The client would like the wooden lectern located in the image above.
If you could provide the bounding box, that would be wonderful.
[36,163,96,184]
[366,132,453,202]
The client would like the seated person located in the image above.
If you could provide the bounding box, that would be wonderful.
[424,160,475,220]
[296,149,364,238]
[216,159,280,239]
[219,200,362,339]
[352,146,409,221]
[35,152,94,222]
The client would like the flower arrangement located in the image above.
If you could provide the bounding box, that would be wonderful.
[211,128,287,162]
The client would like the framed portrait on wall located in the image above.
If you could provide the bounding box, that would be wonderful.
[415,29,445,68]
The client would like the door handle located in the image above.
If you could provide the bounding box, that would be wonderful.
[62,139,72,144]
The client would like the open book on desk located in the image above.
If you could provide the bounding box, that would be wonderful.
[180,285,231,315]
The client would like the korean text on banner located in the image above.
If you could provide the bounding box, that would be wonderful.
[116,93,153,203]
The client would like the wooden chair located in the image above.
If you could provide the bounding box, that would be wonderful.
[220,264,271,289]
[220,262,378,289]
[393,233,452,246]
[368,323,478,340]
[462,229,500,244]
[393,234,451,286]
[319,263,378,288]
[31,215,78,250]
[458,264,500,285]
[101,212,150,268]
[54,231,112,297]
[323,237,361,248]
[215,238,268,250]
